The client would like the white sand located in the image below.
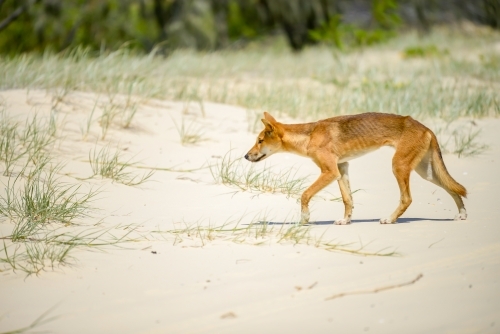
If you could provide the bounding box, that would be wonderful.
[1,89,499,333]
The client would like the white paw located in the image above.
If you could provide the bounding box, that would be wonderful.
[454,210,467,220]
[334,218,351,225]
[300,211,310,224]
[380,217,396,224]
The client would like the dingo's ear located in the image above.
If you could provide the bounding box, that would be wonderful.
[261,118,283,137]
[261,118,275,132]
[263,112,277,124]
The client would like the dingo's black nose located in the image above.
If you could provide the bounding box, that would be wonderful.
[244,154,249,160]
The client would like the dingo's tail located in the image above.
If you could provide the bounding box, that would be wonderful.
[430,135,467,198]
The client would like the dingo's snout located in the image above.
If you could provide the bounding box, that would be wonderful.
[244,151,266,162]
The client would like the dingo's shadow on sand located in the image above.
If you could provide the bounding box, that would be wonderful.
[257,218,453,225]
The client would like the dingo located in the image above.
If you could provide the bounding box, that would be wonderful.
[245,112,467,224]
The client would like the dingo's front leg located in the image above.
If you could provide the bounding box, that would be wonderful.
[300,210,310,225]
[334,162,352,225]
[300,167,339,224]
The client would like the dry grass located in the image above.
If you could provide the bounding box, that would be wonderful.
[88,145,155,186]
[1,28,498,123]
[153,217,397,257]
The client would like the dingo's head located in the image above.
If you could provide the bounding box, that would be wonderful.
[245,112,283,162]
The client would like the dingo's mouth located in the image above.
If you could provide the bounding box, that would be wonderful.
[254,154,266,162]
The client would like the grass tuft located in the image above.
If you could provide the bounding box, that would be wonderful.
[0,162,97,229]
[0,112,59,176]
[88,145,155,186]
[451,126,488,158]
[99,104,117,140]
[19,114,56,164]
[172,117,206,146]
[209,150,308,197]
[81,97,99,141]
[433,121,488,158]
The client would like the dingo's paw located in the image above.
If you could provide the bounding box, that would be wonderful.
[454,210,467,220]
[334,219,351,225]
[380,217,396,224]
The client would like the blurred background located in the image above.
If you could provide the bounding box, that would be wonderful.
[0,0,499,54]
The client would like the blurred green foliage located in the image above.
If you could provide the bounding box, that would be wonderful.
[0,0,159,53]
[227,0,260,40]
[0,0,499,54]
[309,15,344,49]
[402,45,448,58]
[372,0,400,30]
[309,0,400,49]
[310,22,398,49]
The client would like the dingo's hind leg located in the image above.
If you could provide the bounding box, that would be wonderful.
[335,162,353,225]
[381,132,431,224]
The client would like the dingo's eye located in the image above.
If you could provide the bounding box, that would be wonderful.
[258,139,263,144]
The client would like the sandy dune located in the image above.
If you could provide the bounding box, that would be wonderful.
[1,89,499,333]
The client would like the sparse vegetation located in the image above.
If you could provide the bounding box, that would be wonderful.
[0,113,141,276]
[0,221,140,276]
[0,171,140,275]
[0,113,22,176]
[153,218,397,256]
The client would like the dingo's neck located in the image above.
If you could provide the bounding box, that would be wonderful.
[280,123,314,156]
